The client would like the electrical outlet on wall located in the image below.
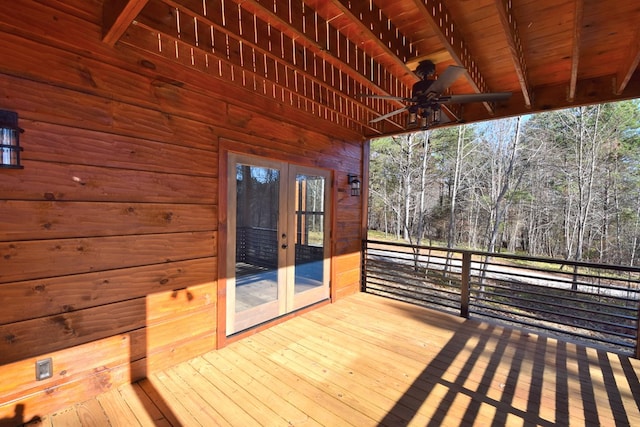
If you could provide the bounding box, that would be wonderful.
[35,358,53,381]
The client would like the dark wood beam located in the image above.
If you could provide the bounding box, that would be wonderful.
[568,0,584,102]
[103,0,149,46]
[615,28,640,95]
[495,0,532,107]
[411,0,495,114]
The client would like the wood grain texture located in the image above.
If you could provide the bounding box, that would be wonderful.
[0,259,215,324]
[0,160,217,203]
[0,201,216,241]
[26,294,640,426]
[0,231,216,283]
[0,0,364,422]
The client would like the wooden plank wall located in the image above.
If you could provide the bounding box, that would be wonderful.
[0,0,364,422]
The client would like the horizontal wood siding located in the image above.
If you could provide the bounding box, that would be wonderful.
[0,0,364,421]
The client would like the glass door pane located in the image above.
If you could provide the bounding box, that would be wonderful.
[227,155,287,335]
[290,168,330,310]
[235,164,279,310]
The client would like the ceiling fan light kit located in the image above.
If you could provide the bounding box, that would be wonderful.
[362,60,512,130]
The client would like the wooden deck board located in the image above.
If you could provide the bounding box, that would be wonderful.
[116,383,171,427]
[38,293,640,426]
[221,339,356,426]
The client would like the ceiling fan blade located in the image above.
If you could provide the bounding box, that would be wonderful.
[440,92,512,104]
[358,94,409,101]
[370,106,409,123]
[426,66,466,95]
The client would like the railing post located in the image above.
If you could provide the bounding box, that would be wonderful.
[460,252,471,318]
[361,239,367,292]
[636,303,640,359]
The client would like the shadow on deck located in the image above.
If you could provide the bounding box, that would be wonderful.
[35,293,640,426]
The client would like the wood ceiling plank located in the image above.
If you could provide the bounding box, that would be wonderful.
[102,0,149,46]
[495,0,532,107]
[411,0,495,114]
[615,28,640,95]
[93,0,640,136]
[170,0,409,132]
[236,0,406,97]
[328,0,416,81]
[130,5,390,134]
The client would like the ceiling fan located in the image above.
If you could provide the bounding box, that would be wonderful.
[361,60,512,129]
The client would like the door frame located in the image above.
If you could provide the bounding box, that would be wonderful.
[217,141,335,347]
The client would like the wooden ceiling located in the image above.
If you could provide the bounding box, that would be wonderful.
[103,0,640,138]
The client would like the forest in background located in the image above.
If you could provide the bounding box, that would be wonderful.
[368,100,640,266]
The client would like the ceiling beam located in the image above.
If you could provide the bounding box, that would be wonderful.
[238,0,406,97]
[495,0,532,107]
[328,0,417,85]
[233,0,409,130]
[102,0,149,46]
[411,0,495,114]
[615,27,640,95]
[134,0,404,133]
[568,0,584,102]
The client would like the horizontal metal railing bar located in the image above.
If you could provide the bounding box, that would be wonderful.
[367,256,461,268]
[472,306,637,346]
[470,294,638,336]
[366,257,463,275]
[368,255,456,268]
[365,271,462,291]
[468,258,640,284]
[471,259,640,287]
[472,308,636,349]
[472,292,639,326]
[367,273,460,295]
[373,289,461,307]
[367,239,640,274]
[365,286,460,311]
[470,281,640,317]
[371,251,640,299]
[363,239,640,357]
[366,262,463,281]
[468,264,640,296]
[472,281,640,306]
[365,279,461,301]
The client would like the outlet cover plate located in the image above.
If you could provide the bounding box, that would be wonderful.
[36,358,53,381]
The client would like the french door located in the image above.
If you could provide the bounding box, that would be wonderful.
[226,153,331,335]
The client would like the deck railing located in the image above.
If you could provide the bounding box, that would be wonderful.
[363,239,640,357]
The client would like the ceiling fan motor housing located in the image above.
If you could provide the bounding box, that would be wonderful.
[415,60,436,79]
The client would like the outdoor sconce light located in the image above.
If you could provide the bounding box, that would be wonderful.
[347,174,361,196]
[0,110,24,169]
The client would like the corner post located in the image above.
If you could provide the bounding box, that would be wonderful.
[460,251,471,318]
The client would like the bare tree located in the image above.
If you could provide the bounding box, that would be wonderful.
[478,117,527,252]
[367,100,640,266]
[447,125,466,248]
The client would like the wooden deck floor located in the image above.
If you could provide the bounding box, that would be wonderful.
[28,293,640,426]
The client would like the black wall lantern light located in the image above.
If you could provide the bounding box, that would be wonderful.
[347,174,361,196]
[0,110,24,169]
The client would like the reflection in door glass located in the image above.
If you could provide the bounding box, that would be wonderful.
[294,174,325,294]
[235,164,280,312]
